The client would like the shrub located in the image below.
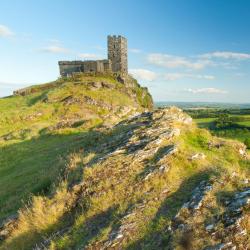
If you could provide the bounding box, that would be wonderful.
[214,114,234,129]
[244,138,250,149]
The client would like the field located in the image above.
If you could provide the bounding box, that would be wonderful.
[185,109,250,150]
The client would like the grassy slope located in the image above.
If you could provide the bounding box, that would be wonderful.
[0,107,249,249]
[0,74,152,221]
[194,115,250,145]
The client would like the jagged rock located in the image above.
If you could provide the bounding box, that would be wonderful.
[205,224,215,231]
[203,242,235,250]
[243,179,249,184]
[183,117,193,124]
[104,222,136,248]
[144,172,153,180]
[158,164,170,173]
[189,152,206,161]
[0,214,18,241]
[0,129,32,141]
[239,147,246,157]
[208,141,225,149]
[182,180,213,211]
[221,187,250,229]
[227,187,250,211]
[80,81,114,90]
[0,132,14,141]
[45,119,85,131]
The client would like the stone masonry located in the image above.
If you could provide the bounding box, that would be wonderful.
[108,35,128,74]
[58,35,128,77]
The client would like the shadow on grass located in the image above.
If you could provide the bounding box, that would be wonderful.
[68,205,119,249]
[126,170,215,250]
[0,112,152,223]
[26,91,49,106]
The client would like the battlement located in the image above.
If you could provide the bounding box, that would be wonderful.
[58,35,128,77]
[107,35,126,40]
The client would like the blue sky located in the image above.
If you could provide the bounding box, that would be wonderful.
[0,0,250,102]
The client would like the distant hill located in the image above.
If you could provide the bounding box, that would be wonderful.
[0,75,249,249]
[155,101,250,109]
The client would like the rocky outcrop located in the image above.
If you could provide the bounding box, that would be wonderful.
[1,106,249,250]
[206,187,250,249]
[182,180,213,211]
[171,179,250,250]
[0,214,18,241]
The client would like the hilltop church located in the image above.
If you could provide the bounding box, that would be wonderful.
[58,35,128,77]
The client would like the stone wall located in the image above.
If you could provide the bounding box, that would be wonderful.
[58,60,112,77]
[58,35,128,77]
[108,35,128,74]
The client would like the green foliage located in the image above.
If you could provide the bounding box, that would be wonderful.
[214,114,234,129]
[186,108,250,119]
[190,108,250,148]
[244,138,250,149]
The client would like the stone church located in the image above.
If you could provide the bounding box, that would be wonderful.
[58,35,128,77]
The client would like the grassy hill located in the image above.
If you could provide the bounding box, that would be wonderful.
[0,76,249,249]
[185,109,250,152]
[0,73,153,223]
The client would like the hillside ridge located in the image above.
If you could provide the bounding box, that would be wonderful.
[0,102,249,249]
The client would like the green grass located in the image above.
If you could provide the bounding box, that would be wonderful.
[0,74,153,222]
[1,83,249,249]
[237,120,250,126]
[0,133,80,219]
[194,114,250,145]
[0,105,249,249]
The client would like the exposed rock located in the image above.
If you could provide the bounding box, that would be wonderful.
[0,129,32,141]
[182,180,213,211]
[203,242,235,250]
[221,187,250,228]
[85,81,114,89]
[104,222,136,248]
[144,172,153,180]
[189,152,206,161]
[233,143,248,158]
[208,141,225,149]
[13,87,32,96]
[45,119,85,131]
[228,188,250,210]
[158,164,170,173]
[24,112,43,121]
[205,224,215,231]
[0,214,18,241]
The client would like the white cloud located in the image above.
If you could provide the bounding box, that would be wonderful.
[129,48,142,53]
[129,70,215,82]
[129,69,157,81]
[147,53,211,70]
[200,51,250,60]
[185,88,228,94]
[78,53,103,60]
[163,73,215,81]
[0,24,14,38]
[40,45,69,54]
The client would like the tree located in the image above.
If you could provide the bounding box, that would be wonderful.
[244,138,250,149]
[214,114,234,129]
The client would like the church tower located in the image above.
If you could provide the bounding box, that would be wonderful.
[108,35,128,74]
